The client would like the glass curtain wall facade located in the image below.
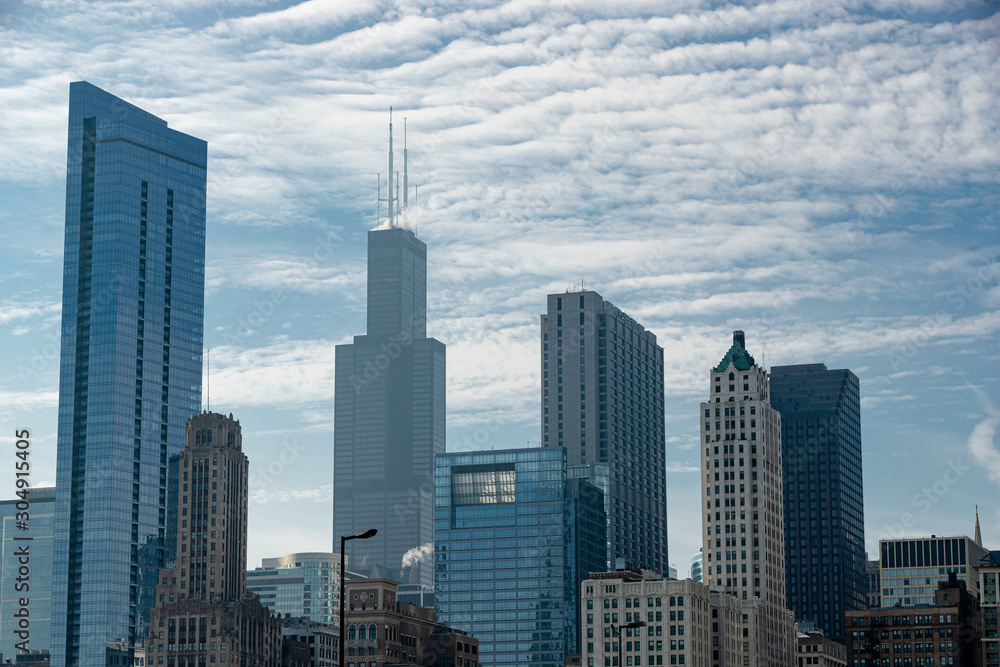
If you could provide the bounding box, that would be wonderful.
[247,552,341,623]
[0,488,55,656]
[52,81,206,666]
[541,291,667,574]
[334,226,445,589]
[878,536,989,606]
[434,448,606,667]
[982,558,1000,667]
[770,363,865,643]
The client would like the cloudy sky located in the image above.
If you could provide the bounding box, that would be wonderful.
[1,0,998,574]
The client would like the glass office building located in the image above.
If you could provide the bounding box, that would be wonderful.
[0,487,55,657]
[247,552,341,623]
[877,536,989,606]
[51,82,206,666]
[771,363,865,643]
[434,447,606,667]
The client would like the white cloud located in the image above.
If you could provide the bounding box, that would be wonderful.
[967,385,1000,487]
[250,483,333,504]
[2,0,998,578]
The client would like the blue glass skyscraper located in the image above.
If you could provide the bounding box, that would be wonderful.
[434,447,606,667]
[51,82,206,666]
[770,363,864,643]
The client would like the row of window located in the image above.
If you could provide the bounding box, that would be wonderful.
[590,597,675,608]
[347,625,379,640]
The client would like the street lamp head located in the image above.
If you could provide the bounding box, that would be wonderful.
[343,528,378,542]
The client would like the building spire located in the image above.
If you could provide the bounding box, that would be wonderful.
[387,107,394,227]
[403,117,408,212]
[975,504,983,546]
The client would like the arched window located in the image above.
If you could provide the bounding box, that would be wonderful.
[358,625,367,640]
[369,624,377,640]
[728,372,734,380]
[677,596,684,606]
[348,625,356,640]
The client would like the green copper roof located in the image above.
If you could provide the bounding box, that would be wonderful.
[714,330,756,372]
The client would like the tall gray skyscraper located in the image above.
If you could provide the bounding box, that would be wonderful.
[333,117,444,589]
[52,82,206,666]
[770,363,865,643]
[541,290,668,574]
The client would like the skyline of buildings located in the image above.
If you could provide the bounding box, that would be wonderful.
[5,80,998,667]
[771,363,866,643]
[51,81,208,667]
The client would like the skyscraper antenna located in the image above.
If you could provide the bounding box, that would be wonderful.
[387,107,394,227]
[206,348,210,412]
[403,118,408,212]
[377,173,381,226]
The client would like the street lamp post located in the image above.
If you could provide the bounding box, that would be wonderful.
[611,621,646,667]
[339,529,378,667]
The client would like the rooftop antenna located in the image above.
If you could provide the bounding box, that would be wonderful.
[206,348,210,413]
[403,118,408,212]
[387,107,395,227]
[377,173,381,227]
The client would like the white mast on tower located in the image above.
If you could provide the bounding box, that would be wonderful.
[387,107,395,227]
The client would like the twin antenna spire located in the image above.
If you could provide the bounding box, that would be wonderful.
[378,107,415,229]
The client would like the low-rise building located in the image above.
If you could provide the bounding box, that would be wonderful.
[280,616,338,667]
[796,631,846,667]
[282,639,312,667]
[248,553,342,623]
[877,536,988,607]
[846,574,982,667]
[979,550,999,667]
[581,570,741,667]
[343,579,476,667]
[708,590,742,667]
